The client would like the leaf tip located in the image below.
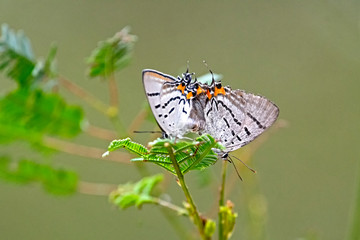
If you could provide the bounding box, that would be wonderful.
[102,151,109,158]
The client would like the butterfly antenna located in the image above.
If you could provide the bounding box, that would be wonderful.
[228,156,243,181]
[203,60,215,85]
[229,154,257,173]
[186,60,190,74]
[133,130,163,134]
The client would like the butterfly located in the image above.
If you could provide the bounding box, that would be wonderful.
[142,69,206,138]
[142,69,279,154]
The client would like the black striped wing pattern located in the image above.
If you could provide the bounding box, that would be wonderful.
[203,87,279,152]
[142,69,204,137]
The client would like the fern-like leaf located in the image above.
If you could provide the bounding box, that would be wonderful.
[107,138,148,156]
[105,134,225,175]
[87,26,137,78]
[109,174,163,209]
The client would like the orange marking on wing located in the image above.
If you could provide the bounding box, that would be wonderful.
[196,87,205,95]
[147,72,172,82]
[186,92,193,99]
[206,89,212,99]
[177,84,185,94]
[214,87,226,96]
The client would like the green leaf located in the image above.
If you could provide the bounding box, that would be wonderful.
[106,138,148,156]
[105,134,225,175]
[32,44,58,88]
[109,174,163,209]
[0,88,84,146]
[0,156,78,195]
[87,26,137,78]
[0,24,59,89]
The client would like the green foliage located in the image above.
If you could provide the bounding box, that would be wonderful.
[0,156,78,195]
[204,219,216,238]
[219,201,238,240]
[105,134,225,175]
[0,24,84,149]
[0,24,57,89]
[0,88,84,145]
[87,26,137,78]
[107,137,148,156]
[0,24,35,88]
[0,24,84,194]
[109,174,163,209]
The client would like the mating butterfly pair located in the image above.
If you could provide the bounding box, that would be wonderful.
[142,69,279,155]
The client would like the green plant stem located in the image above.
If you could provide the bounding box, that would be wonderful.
[166,144,207,239]
[348,163,360,240]
[219,160,228,240]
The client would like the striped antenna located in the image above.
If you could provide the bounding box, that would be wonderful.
[203,60,215,85]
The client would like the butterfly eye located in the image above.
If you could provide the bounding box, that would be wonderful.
[194,83,199,89]
[181,82,185,87]
[216,83,222,89]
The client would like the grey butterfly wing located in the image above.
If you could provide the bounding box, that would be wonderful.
[204,88,279,152]
[203,88,247,148]
[228,91,279,151]
[142,69,179,134]
[159,83,205,137]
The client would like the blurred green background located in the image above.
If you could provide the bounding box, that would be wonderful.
[1,0,359,239]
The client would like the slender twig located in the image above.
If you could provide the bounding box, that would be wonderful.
[155,198,188,216]
[58,75,109,114]
[108,72,119,109]
[43,136,131,163]
[166,143,207,239]
[127,108,148,135]
[85,124,118,141]
[218,160,228,240]
[78,181,118,196]
[106,73,128,137]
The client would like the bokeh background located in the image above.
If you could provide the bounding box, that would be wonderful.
[1,0,359,239]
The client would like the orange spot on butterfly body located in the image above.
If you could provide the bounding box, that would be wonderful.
[177,83,186,94]
[196,87,205,95]
[214,86,226,96]
[186,92,193,99]
[206,89,212,99]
